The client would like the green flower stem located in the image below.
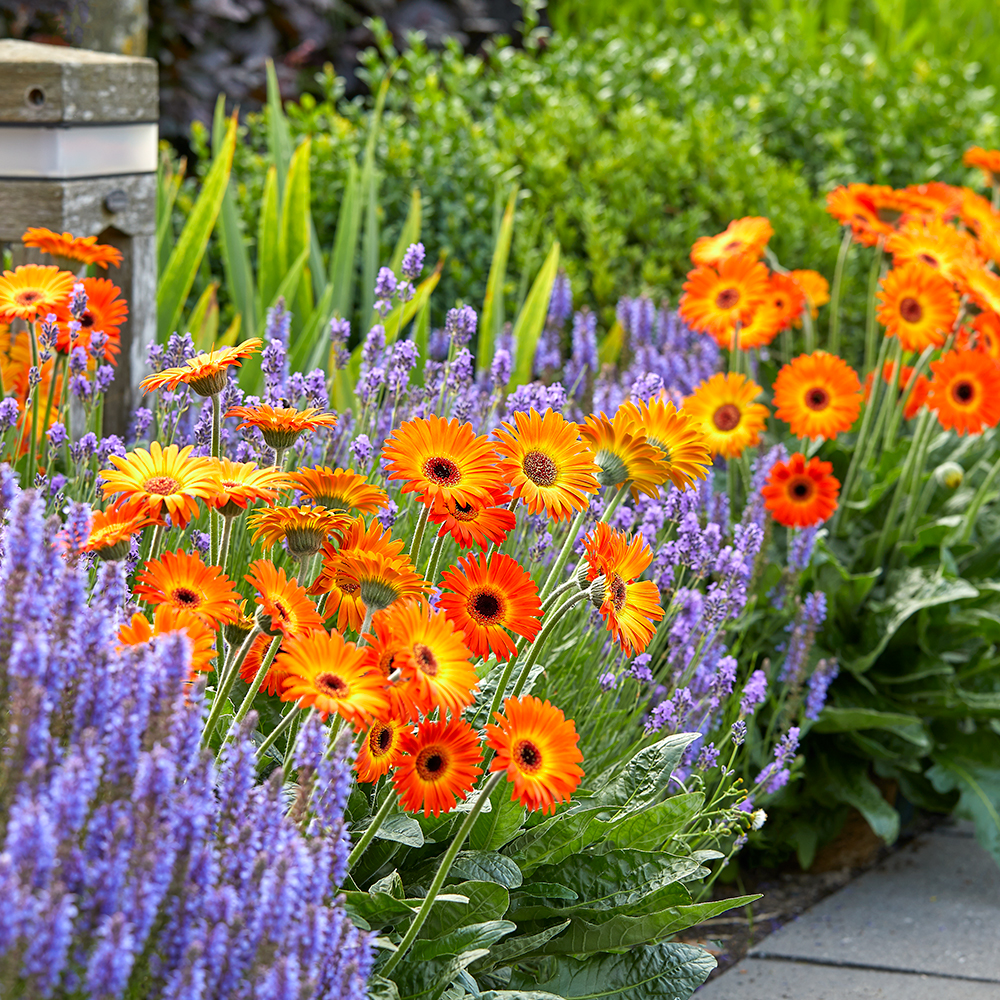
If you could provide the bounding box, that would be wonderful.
[356,606,375,646]
[274,446,287,471]
[858,339,901,471]
[145,523,166,565]
[202,626,262,746]
[232,635,282,726]
[346,788,399,873]
[424,529,446,585]
[210,392,222,564]
[540,578,581,615]
[897,410,938,542]
[511,589,589,699]
[801,308,816,355]
[828,229,853,357]
[218,515,235,578]
[408,502,430,565]
[537,504,588,602]
[599,481,631,524]
[255,700,303,760]
[957,451,1000,544]
[882,344,934,453]
[39,354,64,469]
[381,771,505,977]
[862,243,885,375]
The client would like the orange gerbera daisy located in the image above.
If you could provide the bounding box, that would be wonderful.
[826,183,909,246]
[679,254,770,343]
[877,263,959,352]
[100,441,221,528]
[614,397,711,492]
[901,182,964,221]
[134,549,241,625]
[337,550,429,616]
[885,219,979,287]
[486,695,584,815]
[392,718,483,817]
[493,407,599,521]
[53,277,126,362]
[438,552,543,662]
[355,717,409,782]
[383,414,499,508]
[22,227,123,268]
[245,559,323,637]
[142,340,262,397]
[927,349,1000,436]
[722,302,785,350]
[762,453,840,528]
[682,373,769,460]
[363,611,416,721]
[277,629,389,727]
[765,272,807,330]
[428,485,517,551]
[119,604,217,674]
[287,466,388,514]
[972,311,1000,362]
[247,505,350,558]
[238,634,287,696]
[582,523,664,656]
[205,458,290,516]
[690,216,774,267]
[772,352,862,440]
[385,598,478,718]
[82,497,155,560]
[963,265,1000,316]
[578,411,667,500]
[227,403,338,450]
[790,270,831,320]
[964,146,1000,185]
[0,265,75,322]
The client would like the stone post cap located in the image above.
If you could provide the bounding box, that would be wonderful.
[0,40,157,124]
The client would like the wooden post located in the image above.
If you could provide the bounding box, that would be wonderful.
[0,39,158,439]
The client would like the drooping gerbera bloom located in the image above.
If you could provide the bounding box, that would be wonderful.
[142,339,262,397]
[205,458,290,516]
[765,272,807,330]
[355,717,409,783]
[486,696,584,815]
[614,397,711,491]
[927,349,1000,436]
[582,523,664,656]
[493,407,599,521]
[53,277,126,362]
[973,310,1000,362]
[0,265,75,322]
[247,505,350,559]
[876,262,959,353]
[826,183,910,246]
[885,219,980,288]
[22,227,123,268]
[238,634,287,696]
[762,453,840,528]
[227,402,338,449]
[287,466,388,514]
[82,497,155,560]
[382,414,499,508]
[438,552,543,662]
[134,549,241,625]
[772,352,862,440]
[100,441,221,528]
[428,485,517,551]
[277,629,389,728]
[119,605,217,674]
[337,550,429,616]
[682,373,770,460]
[789,270,830,321]
[578,412,668,500]
[964,146,1000,185]
[679,254,770,343]
[690,216,774,267]
[392,718,484,817]
[224,599,257,645]
[385,598,478,718]
[245,559,323,637]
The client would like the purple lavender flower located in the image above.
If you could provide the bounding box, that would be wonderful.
[547,273,573,327]
[779,591,827,683]
[731,720,747,746]
[0,397,20,431]
[697,743,720,769]
[628,653,653,684]
[69,281,88,320]
[445,305,478,347]
[350,435,373,467]
[599,672,618,692]
[789,525,820,572]
[96,435,126,465]
[805,658,839,720]
[755,727,800,794]
[401,242,425,281]
[739,669,768,717]
[374,267,397,314]
[70,433,98,462]
[329,318,351,369]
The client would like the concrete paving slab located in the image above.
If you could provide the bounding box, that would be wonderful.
[697,957,1000,999]
[751,833,1000,982]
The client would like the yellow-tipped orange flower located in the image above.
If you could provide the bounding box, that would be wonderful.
[885,219,980,287]
[486,695,584,815]
[245,559,323,637]
[227,403,338,450]
[826,183,911,246]
[206,458,290,515]
[247,505,351,558]
[772,352,862,440]
[100,442,221,528]
[134,549,241,625]
[927,349,1000,436]
[141,340,262,397]
[789,270,830,320]
[118,604,217,675]
[355,718,409,783]
[679,254,770,342]
[287,466,388,514]
[578,411,668,500]
[762,453,840,528]
[682,373,769,460]
[277,629,389,728]
[0,265,75,321]
[876,263,959,352]
[392,718,483,817]
[964,146,1000,185]
[614,398,712,491]
[493,407,599,521]
[22,227,123,268]
[428,486,517,551]
[690,216,774,267]
[82,498,155,560]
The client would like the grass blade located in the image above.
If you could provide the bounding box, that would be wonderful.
[511,240,560,387]
[478,184,518,372]
[389,187,422,275]
[357,74,391,327]
[156,151,185,279]
[410,292,432,387]
[265,59,292,199]
[279,137,314,330]
[256,166,280,319]
[185,281,219,351]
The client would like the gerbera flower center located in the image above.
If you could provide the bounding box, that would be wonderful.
[522,449,559,487]
[712,403,742,432]
[80,312,95,329]
[469,587,504,625]
[805,386,830,411]
[377,650,395,675]
[423,456,461,486]
[877,207,903,225]
[414,642,439,676]
[143,475,180,495]
[899,296,924,323]
[315,671,348,698]
[272,600,290,621]
[514,738,543,774]
[15,289,41,306]
[171,587,202,607]
[340,579,360,596]
[415,747,447,781]
[918,253,939,268]
[609,574,627,613]
[370,723,394,755]
[724,240,743,253]
[789,477,816,502]
[715,287,740,310]
[452,502,478,522]
[952,379,976,404]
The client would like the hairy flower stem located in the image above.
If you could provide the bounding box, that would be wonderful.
[218,515,235,577]
[381,771,505,976]
[958,451,1000,545]
[541,578,581,615]
[356,606,375,646]
[599,481,631,524]
[424,530,446,585]
[232,636,281,726]
[409,502,430,565]
[202,626,263,746]
[255,701,304,760]
[859,340,902,471]
[537,505,587,602]
[346,788,399,873]
[862,243,885,375]
[145,523,165,565]
[882,345,934,453]
[511,589,590,700]
[210,392,222,564]
[828,229,853,357]
[39,354,63,469]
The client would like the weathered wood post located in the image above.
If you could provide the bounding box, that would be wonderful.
[0,39,158,438]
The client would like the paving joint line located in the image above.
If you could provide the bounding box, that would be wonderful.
[746,952,1000,986]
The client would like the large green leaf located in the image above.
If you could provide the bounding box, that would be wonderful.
[478,184,517,371]
[157,116,236,340]
[820,756,900,844]
[371,812,425,848]
[278,137,314,326]
[595,793,704,852]
[469,781,526,852]
[511,240,561,386]
[256,166,281,317]
[449,850,522,888]
[328,159,362,321]
[388,187,422,277]
[592,734,700,818]
[813,706,929,740]
[393,949,489,1000]
[156,151,185,276]
[409,919,516,962]
[417,881,510,941]
[471,920,572,972]
[265,58,292,197]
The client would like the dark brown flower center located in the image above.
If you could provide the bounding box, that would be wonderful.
[423,456,461,486]
[724,240,743,253]
[789,477,815,502]
[452,502,478,522]
[899,296,923,323]
[416,747,447,781]
[144,475,180,496]
[273,600,289,622]
[172,587,201,607]
[952,379,975,404]
[918,253,940,268]
[414,642,438,677]
[315,672,348,698]
[470,588,503,625]
[715,287,740,310]
[339,577,360,596]
[877,207,903,225]
[80,312,95,329]
[522,449,558,487]
[712,403,742,432]
[609,574,627,613]
[370,723,394,755]
[805,386,830,411]
[514,738,543,773]
[14,289,41,306]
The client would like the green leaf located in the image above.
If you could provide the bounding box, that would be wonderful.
[372,813,425,848]
[257,166,281,317]
[469,778,526,851]
[409,919,516,961]
[417,881,510,941]
[258,246,309,334]
[394,949,490,1000]
[410,293,432,387]
[592,734,700,818]
[449,851,522,888]
[342,890,416,924]
[184,281,219,351]
[595,793,704,852]
[156,150,185,276]
[157,116,236,341]
[511,240,561,386]
[471,920,572,972]
[820,756,900,844]
[478,184,517,371]
[511,883,578,902]
[478,992,565,1000]
[278,137,313,325]
[328,159,362,321]
[265,58,292,198]
[597,320,624,365]
[813,706,927,735]
[388,187,422,278]
[510,942,715,999]
[366,976,401,1000]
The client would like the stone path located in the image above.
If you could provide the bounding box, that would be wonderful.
[698,821,1000,999]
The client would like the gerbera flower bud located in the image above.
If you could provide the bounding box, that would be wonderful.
[935,462,964,489]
